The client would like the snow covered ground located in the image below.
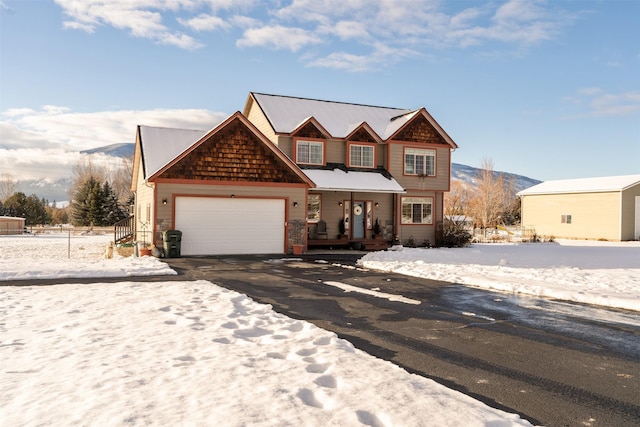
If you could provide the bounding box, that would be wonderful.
[359,240,640,312]
[2,234,639,426]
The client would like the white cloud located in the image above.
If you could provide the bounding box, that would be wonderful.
[178,13,230,31]
[563,88,640,118]
[329,21,370,41]
[237,25,321,52]
[54,0,203,49]
[53,0,579,71]
[0,106,228,181]
[308,42,418,72]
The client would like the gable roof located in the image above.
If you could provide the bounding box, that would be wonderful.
[137,125,207,179]
[245,92,457,147]
[517,174,640,196]
[138,113,314,187]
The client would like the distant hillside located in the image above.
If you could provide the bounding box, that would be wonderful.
[451,163,541,193]
[81,143,135,158]
[18,144,541,202]
[17,178,73,204]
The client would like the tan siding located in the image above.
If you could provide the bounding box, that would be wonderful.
[326,139,345,164]
[276,136,293,160]
[246,105,277,144]
[388,143,451,191]
[521,192,621,241]
[621,184,640,240]
[134,165,155,244]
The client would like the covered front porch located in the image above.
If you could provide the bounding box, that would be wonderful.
[302,166,404,252]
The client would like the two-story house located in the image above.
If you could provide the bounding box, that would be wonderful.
[130,92,458,255]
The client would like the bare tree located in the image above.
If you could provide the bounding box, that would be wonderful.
[468,158,508,237]
[444,180,470,217]
[68,155,109,202]
[0,173,17,203]
[112,155,134,205]
[442,179,474,247]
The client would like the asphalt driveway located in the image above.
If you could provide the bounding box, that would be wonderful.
[162,253,640,427]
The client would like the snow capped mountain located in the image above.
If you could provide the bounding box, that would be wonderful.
[17,178,73,204]
[81,143,135,158]
[451,163,541,193]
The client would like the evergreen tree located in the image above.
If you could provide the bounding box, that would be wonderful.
[4,192,27,219]
[26,195,49,224]
[71,177,98,226]
[102,181,127,225]
[3,192,49,225]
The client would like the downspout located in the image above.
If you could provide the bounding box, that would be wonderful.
[393,193,399,244]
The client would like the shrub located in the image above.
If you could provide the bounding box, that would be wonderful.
[439,228,472,248]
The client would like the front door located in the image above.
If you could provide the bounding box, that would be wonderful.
[353,201,365,239]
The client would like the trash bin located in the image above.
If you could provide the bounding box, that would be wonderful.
[163,230,182,258]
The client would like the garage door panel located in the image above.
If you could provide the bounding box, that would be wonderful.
[175,197,285,255]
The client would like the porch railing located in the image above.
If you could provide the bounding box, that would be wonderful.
[114,215,135,244]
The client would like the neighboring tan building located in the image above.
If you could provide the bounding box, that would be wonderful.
[0,216,25,235]
[130,92,458,255]
[517,174,640,241]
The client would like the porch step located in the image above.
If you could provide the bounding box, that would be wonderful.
[361,241,389,251]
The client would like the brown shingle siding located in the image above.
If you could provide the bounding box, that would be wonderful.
[161,119,305,183]
[392,116,448,145]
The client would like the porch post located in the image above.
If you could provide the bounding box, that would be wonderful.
[349,192,354,240]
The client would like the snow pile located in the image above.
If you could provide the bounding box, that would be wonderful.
[359,240,640,311]
[0,280,532,426]
[0,234,175,280]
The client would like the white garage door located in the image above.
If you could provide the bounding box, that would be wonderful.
[175,197,285,255]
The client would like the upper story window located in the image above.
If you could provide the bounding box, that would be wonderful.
[349,144,375,168]
[404,148,435,176]
[295,140,324,165]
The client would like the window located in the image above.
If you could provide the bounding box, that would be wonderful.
[404,148,435,176]
[561,214,572,224]
[296,140,323,165]
[308,194,321,223]
[349,144,375,168]
[401,197,433,224]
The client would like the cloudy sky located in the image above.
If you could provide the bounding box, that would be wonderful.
[1,0,638,184]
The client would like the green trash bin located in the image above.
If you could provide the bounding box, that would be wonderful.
[163,230,182,258]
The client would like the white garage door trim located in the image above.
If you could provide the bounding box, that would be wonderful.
[175,197,285,255]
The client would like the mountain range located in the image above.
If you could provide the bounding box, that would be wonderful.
[15,143,541,203]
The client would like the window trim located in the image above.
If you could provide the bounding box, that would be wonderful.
[403,147,436,177]
[307,193,321,223]
[401,196,433,225]
[347,142,376,169]
[293,137,325,166]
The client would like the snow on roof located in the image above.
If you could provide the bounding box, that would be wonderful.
[139,125,207,179]
[517,174,640,196]
[303,168,405,193]
[251,92,413,139]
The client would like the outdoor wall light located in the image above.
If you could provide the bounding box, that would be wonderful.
[338,201,343,207]
[293,201,298,207]
[375,202,379,207]
[231,194,235,198]
[162,198,168,205]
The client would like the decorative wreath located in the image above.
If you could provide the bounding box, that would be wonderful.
[353,205,363,216]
